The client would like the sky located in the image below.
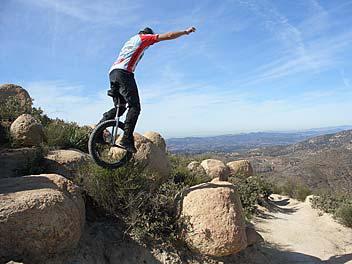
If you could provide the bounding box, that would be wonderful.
[1,0,352,138]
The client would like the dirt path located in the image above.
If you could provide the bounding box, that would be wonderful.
[253,194,352,264]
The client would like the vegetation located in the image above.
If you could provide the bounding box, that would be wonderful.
[79,155,275,243]
[0,95,91,151]
[0,122,11,146]
[0,95,32,121]
[336,204,352,227]
[311,191,352,227]
[44,120,91,152]
[78,163,188,243]
[230,174,273,218]
[0,95,50,124]
[19,146,47,175]
[169,154,210,185]
[273,179,311,202]
[0,95,49,147]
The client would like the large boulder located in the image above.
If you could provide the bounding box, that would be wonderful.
[10,114,43,147]
[109,133,170,183]
[227,160,254,177]
[0,147,43,178]
[0,174,85,263]
[187,161,206,175]
[200,159,229,181]
[0,84,32,109]
[42,149,91,180]
[143,131,167,153]
[180,178,247,256]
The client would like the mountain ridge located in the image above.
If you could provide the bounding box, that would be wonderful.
[243,129,352,192]
[167,126,352,154]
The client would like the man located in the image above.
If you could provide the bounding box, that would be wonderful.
[100,26,196,153]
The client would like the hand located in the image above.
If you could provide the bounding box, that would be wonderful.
[185,26,196,35]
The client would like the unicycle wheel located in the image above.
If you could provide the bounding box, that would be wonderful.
[88,120,133,169]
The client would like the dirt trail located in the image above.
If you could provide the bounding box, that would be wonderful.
[253,194,352,264]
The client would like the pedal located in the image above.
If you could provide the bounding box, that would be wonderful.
[113,143,127,150]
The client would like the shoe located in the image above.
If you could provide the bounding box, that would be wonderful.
[118,138,137,153]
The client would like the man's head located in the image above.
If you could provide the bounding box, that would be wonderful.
[139,27,154,35]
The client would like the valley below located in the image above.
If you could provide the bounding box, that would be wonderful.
[169,128,352,193]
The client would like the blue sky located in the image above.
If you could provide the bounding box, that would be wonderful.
[1,0,352,138]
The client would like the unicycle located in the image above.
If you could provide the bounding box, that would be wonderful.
[88,91,133,169]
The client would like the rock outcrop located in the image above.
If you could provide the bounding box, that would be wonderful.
[42,149,91,180]
[187,161,206,175]
[227,160,254,177]
[200,159,229,181]
[0,84,32,108]
[180,178,247,256]
[109,133,170,183]
[0,174,85,263]
[0,147,43,178]
[143,131,167,153]
[10,114,43,147]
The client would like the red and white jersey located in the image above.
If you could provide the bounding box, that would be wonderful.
[109,34,159,73]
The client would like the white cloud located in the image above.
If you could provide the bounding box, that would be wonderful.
[8,1,352,138]
[17,0,141,25]
[139,86,352,137]
[24,77,352,138]
[231,1,352,86]
[237,0,306,57]
[26,80,110,125]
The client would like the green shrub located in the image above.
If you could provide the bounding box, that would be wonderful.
[79,155,212,243]
[230,175,273,219]
[169,154,210,186]
[0,96,32,121]
[44,120,91,152]
[18,146,47,175]
[78,163,186,243]
[79,155,274,243]
[0,95,49,122]
[274,180,311,201]
[311,192,340,214]
[0,122,11,146]
[336,204,352,227]
[0,96,51,147]
[168,154,194,168]
[311,191,352,227]
[30,106,51,126]
[0,96,28,146]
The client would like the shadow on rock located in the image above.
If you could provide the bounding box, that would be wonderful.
[0,175,59,195]
[47,198,162,264]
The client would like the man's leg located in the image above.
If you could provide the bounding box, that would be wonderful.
[98,81,127,124]
[99,107,116,124]
[117,71,141,153]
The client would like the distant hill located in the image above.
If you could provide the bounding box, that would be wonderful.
[166,126,352,154]
[244,129,352,192]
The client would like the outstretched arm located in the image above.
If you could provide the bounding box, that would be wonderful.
[157,27,196,41]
